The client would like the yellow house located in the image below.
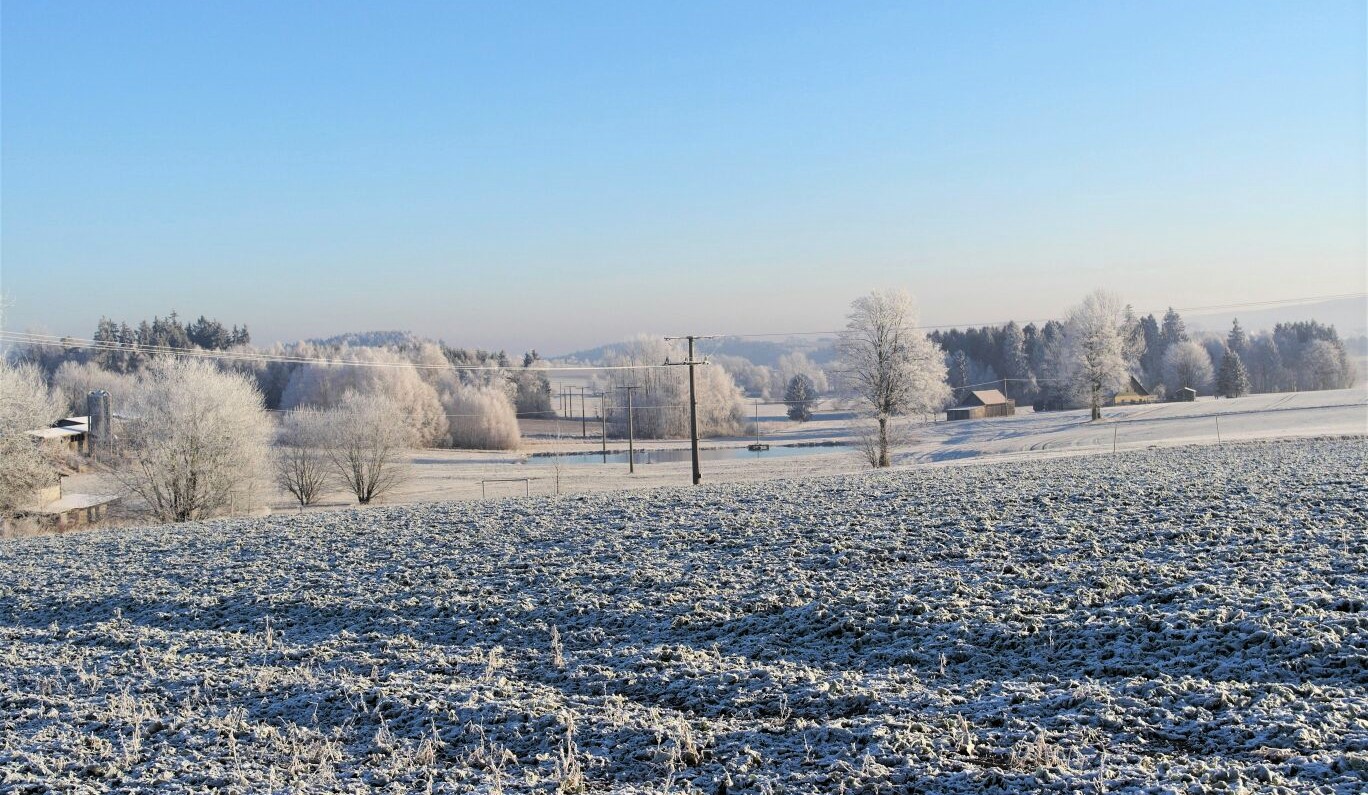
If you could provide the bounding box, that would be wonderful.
[1112,375,1155,405]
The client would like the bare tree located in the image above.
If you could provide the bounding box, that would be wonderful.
[274,407,330,508]
[1062,290,1129,420]
[0,361,62,519]
[836,289,950,467]
[118,359,273,522]
[324,391,413,505]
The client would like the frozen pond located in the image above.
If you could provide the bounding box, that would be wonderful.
[535,443,848,466]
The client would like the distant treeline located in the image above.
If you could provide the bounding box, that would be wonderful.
[931,308,1356,409]
[10,312,556,450]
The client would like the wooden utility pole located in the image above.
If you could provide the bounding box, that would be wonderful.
[598,400,607,460]
[665,335,715,485]
[616,385,643,474]
[579,386,587,439]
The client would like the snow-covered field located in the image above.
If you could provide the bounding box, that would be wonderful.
[3,437,1365,792]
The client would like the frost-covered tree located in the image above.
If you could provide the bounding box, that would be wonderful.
[1162,341,1215,397]
[0,362,62,519]
[510,353,553,418]
[280,346,448,446]
[711,355,773,398]
[1216,349,1250,398]
[117,359,273,522]
[1161,308,1188,347]
[50,361,137,416]
[324,392,413,505]
[274,407,331,508]
[1033,323,1075,411]
[1245,335,1285,393]
[1138,314,1165,385]
[433,377,521,450]
[1061,290,1130,421]
[1271,321,1353,391]
[949,350,969,392]
[1227,319,1248,358]
[599,336,747,440]
[1299,339,1349,391]
[837,289,950,467]
[784,374,816,421]
[999,321,1032,400]
[771,352,829,399]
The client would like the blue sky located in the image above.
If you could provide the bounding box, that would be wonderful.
[2,1,1364,352]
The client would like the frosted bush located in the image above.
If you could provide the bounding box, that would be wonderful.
[434,376,521,450]
[280,346,448,446]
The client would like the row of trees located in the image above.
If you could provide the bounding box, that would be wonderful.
[0,356,423,525]
[832,288,1358,467]
[709,352,831,401]
[933,307,1355,409]
[15,318,541,452]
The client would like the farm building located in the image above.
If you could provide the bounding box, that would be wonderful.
[26,417,89,454]
[1112,375,1156,405]
[1174,387,1197,402]
[14,478,119,532]
[24,394,116,457]
[946,389,1015,421]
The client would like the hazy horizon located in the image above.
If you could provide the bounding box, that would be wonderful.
[3,2,1365,352]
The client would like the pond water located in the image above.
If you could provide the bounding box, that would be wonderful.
[536,444,849,466]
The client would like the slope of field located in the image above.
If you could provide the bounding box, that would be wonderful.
[2,439,1366,793]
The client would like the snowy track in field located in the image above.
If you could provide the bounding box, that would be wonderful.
[2,438,1366,793]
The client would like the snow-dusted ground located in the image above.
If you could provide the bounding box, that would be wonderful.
[3,437,1365,793]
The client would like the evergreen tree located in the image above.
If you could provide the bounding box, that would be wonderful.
[187,316,230,349]
[1139,313,1164,382]
[1227,318,1247,358]
[1246,336,1284,393]
[1000,321,1030,399]
[951,350,969,391]
[1121,304,1146,371]
[92,317,122,372]
[1216,349,1251,398]
[1161,307,1188,347]
[784,373,816,421]
[511,354,552,418]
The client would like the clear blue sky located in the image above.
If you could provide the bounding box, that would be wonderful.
[2,1,1364,352]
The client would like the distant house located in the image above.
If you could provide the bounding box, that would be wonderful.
[946,389,1015,421]
[1112,376,1156,405]
[1175,387,1197,402]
